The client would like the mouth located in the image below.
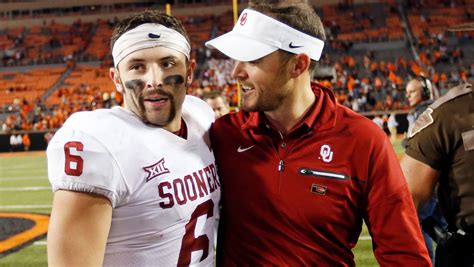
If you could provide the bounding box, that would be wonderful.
[144,95,169,107]
[240,83,255,94]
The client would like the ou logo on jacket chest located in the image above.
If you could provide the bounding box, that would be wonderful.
[320,144,333,163]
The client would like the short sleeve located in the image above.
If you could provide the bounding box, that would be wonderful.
[47,126,128,208]
[405,111,446,171]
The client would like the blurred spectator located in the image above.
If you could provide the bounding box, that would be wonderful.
[0,120,6,133]
[372,114,384,129]
[10,133,22,152]
[44,131,54,145]
[404,77,434,141]
[22,133,31,151]
[0,3,472,136]
[203,92,230,119]
[387,112,399,142]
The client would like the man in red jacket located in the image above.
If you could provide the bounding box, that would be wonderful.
[205,1,430,266]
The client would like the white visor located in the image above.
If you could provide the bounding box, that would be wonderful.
[205,9,325,62]
[112,23,190,68]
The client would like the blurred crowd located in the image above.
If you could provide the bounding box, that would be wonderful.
[1,1,473,135]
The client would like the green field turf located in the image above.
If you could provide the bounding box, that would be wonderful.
[0,150,388,266]
[0,153,50,267]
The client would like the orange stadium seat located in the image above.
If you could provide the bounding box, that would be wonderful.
[0,0,472,134]
[0,67,66,105]
[45,65,115,106]
[84,20,113,60]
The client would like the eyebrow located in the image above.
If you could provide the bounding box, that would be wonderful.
[125,58,145,64]
[125,56,178,64]
[159,56,178,61]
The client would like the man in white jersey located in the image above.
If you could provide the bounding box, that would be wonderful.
[47,10,220,266]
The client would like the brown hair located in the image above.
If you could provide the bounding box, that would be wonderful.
[110,10,190,52]
[249,0,326,72]
[203,92,229,106]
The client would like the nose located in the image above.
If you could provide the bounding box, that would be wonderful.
[144,65,163,89]
[231,61,248,80]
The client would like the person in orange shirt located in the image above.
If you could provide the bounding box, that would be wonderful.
[22,133,31,151]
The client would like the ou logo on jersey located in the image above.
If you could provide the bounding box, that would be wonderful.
[320,144,333,163]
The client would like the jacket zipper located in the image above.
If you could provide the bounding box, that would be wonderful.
[278,160,284,172]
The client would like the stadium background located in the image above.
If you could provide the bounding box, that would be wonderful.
[0,0,472,265]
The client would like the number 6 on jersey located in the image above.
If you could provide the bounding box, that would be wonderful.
[178,199,214,265]
[64,141,84,176]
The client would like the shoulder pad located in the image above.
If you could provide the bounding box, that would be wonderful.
[430,83,472,109]
[408,108,434,139]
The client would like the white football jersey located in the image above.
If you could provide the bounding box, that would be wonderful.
[47,95,220,266]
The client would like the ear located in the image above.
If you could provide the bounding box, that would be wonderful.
[110,67,123,93]
[186,59,196,86]
[290,53,311,79]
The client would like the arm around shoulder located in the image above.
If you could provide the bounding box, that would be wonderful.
[48,190,112,267]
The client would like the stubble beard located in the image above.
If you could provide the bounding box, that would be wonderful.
[240,67,289,113]
[139,90,177,127]
[122,80,176,126]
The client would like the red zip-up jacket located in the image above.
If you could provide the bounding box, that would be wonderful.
[211,82,430,266]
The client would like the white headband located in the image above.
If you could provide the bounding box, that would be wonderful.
[205,9,325,62]
[112,23,191,68]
